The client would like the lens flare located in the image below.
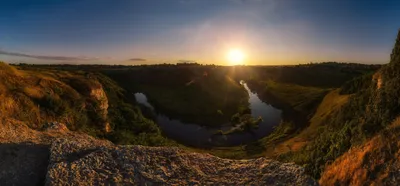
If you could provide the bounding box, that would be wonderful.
[227,49,245,65]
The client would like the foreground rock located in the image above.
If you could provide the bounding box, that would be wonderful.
[0,120,111,186]
[0,121,317,185]
[46,138,317,185]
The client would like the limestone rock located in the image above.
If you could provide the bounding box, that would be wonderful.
[46,138,318,186]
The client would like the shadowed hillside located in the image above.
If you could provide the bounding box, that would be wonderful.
[277,30,400,182]
[317,30,400,185]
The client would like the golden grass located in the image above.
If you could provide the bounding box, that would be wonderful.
[0,83,6,95]
[0,97,18,117]
[0,62,23,76]
[269,89,350,156]
[23,87,44,99]
[309,89,350,130]
[320,117,400,185]
[0,62,90,129]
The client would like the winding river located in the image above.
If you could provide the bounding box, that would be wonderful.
[134,81,282,147]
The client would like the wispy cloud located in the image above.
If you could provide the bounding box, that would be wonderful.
[178,59,197,63]
[0,50,95,61]
[129,58,147,62]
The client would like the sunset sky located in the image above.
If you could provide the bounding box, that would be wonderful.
[0,0,399,65]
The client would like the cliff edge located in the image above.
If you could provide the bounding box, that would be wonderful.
[45,138,317,185]
[0,120,317,185]
[46,136,316,185]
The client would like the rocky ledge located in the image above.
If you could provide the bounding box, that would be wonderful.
[0,121,317,185]
[46,139,317,185]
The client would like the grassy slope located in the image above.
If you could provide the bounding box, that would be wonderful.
[320,117,400,185]
[259,80,329,115]
[317,32,400,184]
[0,62,86,129]
[279,31,400,180]
[278,75,377,179]
[2,62,174,147]
[270,89,349,156]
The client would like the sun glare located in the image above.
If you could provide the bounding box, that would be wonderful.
[227,49,245,65]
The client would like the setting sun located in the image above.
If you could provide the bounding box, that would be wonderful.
[227,49,245,65]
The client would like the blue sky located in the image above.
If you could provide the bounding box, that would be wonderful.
[0,0,399,65]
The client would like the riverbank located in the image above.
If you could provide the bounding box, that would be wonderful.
[133,80,282,148]
[191,80,330,159]
[131,78,329,159]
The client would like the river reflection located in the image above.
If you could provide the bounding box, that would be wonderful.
[134,81,282,147]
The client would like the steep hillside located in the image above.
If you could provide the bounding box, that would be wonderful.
[320,117,400,185]
[280,30,400,181]
[0,62,171,146]
[271,89,350,156]
[0,62,108,130]
[317,30,400,185]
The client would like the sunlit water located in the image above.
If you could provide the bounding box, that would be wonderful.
[134,81,282,147]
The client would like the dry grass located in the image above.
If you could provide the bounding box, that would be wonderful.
[0,62,23,76]
[0,62,103,131]
[23,87,45,99]
[320,117,400,185]
[268,89,350,156]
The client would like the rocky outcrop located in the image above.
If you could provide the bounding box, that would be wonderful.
[0,120,317,185]
[60,75,111,132]
[89,86,109,120]
[89,85,111,132]
[46,138,317,186]
[373,72,382,89]
[0,121,112,186]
